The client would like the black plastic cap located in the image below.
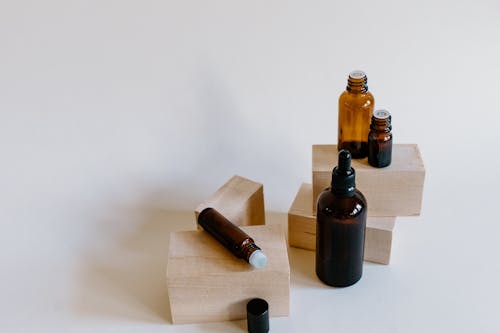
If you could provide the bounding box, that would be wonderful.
[331,150,356,196]
[247,298,269,333]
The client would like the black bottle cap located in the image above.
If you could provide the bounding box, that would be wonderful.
[247,298,269,333]
[331,150,356,196]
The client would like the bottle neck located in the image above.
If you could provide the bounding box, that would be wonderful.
[346,76,368,93]
[370,117,392,132]
[330,165,356,198]
[240,240,260,261]
[330,186,355,197]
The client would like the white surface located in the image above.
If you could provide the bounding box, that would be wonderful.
[1,0,500,332]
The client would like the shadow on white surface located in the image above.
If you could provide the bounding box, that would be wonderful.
[288,247,326,289]
[73,205,196,324]
[71,209,330,326]
[265,212,329,289]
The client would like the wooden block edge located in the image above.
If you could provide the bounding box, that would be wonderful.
[194,175,264,225]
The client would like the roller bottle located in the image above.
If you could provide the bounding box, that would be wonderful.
[197,208,267,268]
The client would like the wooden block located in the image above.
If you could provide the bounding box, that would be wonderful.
[195,175,265,227]
[288,183,395,265]
[167,224,290,324]
[312,144,425,216]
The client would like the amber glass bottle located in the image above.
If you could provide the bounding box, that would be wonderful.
[197,208,267,268]
[316,150,367,287]
[338,70,375,158]
[368,109,393,168]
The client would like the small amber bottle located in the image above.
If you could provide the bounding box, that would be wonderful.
[338,70,375,158]
[368,109,392,168]
[316,150,367,287]
[197,208,267,268]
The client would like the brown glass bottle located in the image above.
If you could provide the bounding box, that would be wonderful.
[316,150,367,287]
[368,109,392,168]
[197,208,267,268]
[338,70,375,158]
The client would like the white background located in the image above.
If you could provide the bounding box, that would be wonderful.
[1,0,500,332]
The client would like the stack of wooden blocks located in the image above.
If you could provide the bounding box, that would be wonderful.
[288,144,425,265]
[166,145,425,324]
[167,176,290,324]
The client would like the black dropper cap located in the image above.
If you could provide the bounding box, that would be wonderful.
[331,150,356,196]
[247,298,269,333]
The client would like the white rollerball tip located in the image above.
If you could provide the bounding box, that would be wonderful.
[249,250,267,268]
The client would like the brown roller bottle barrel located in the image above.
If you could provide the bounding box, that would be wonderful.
[197,208,257,260]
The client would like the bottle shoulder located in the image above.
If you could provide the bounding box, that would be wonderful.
[339,91,374,107]
[369,131,393,141]
[317,188,367,218]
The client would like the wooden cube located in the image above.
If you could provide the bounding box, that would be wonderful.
[195,175,265,227]
[313,144,425,216]
[289,183,395,265]
[167,224,290,324]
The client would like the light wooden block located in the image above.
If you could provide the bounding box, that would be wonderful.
[289,183,395,265]
[167,224,290,324]
[312,144,425,216]
[195,175,265,227]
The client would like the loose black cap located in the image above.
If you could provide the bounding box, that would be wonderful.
[331,150,356,196]
[247,298,269,333]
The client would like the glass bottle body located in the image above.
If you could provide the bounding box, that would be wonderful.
[368,128,392,167]
[316,189,367,287]
[338,90,374,158]
[198,208,260,262]
[368,110,393,168]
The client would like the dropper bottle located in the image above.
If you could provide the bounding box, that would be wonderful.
[315,150,367,287]
[197,208,267,268]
